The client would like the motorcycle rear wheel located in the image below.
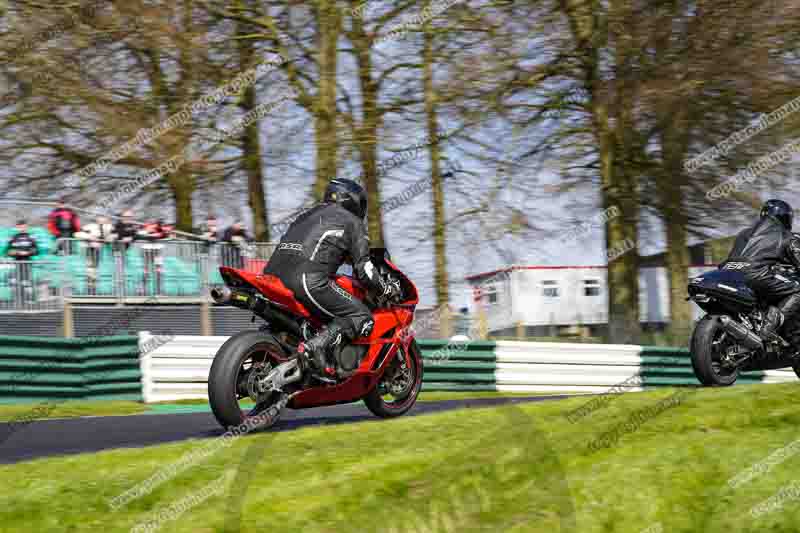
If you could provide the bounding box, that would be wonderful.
[690,315,740,386]
[364,340,423,418]
[208,330,289,430]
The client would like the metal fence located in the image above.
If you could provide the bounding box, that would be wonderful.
[56,239,276,298]
[0,260,65,312]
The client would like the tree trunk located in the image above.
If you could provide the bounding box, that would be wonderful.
[605,170,641,344]
[560,0,640,343]
[172,172,195,233]
[352,15,385,246]
[602,147,641,344]
[314,0,340,200]
[242,84,269,241]
[170,0,196,233]
[658,107,692,340]
[608,16,641,344]
[423,3,449,309]
[664,210,691,334]
[238,16,269,241]
[650,2,692,342]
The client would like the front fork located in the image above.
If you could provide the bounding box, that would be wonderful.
[398,327,415,369]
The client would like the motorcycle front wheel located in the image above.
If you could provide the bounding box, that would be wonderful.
[364,340,423,418]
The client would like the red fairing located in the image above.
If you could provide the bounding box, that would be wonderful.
[220,258,421,411]
[334,275,366,300]
[361,308,413,341]
[290,292,416,409]
[384,258,419,306]
[289,367,382,407]
[220,267,313,319]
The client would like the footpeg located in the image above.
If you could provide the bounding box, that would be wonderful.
[298,342,336,380]
[315,374,337,385]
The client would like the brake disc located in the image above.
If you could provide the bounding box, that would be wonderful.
[384,353,413,397]
[246,362,272,401]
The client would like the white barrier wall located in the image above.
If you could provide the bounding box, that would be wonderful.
[139,333,226,403]
[492,341,648,393]
[138,334,799,403]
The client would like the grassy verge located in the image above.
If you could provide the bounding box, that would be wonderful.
[0,400,147,422]
[2,383,800,531]
[0,392,567,421]
[416,390,574,402]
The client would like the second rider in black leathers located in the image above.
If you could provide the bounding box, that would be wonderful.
[264,179,401,377]
[722,199,800,344]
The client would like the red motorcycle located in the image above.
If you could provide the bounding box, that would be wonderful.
[207,248,423,430]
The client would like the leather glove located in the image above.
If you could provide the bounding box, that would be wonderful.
[382,273,403,302]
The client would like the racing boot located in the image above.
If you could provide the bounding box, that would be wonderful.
[776,294,800,347]
[760,306,784,345]
[761,294,800,345]
[297,323,346,380]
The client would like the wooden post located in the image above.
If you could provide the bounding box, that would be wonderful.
[477,307,488,340]
[516,321,524,340]
[201,300,213,336]
[439,305,452,339]
[63,300,74,338]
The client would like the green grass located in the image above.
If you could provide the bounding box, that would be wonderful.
[417,390,573,402]
[0,400,147,422]
[0,392,564,421]
[3,383,800,531]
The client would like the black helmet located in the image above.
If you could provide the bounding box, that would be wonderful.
[760,199,793,230]
[324,178,367,219]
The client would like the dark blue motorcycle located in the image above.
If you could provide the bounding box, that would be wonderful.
[687,266,800,386]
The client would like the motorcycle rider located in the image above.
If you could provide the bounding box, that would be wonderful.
[722,199,800,344]
[264,178,402,378]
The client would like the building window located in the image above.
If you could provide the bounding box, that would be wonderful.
[484,284,498,304]
[541,280,560,298]
[583,279,601,296]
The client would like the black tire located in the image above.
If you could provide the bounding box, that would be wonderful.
[364,340,423,418]
[208,330,289,430]
[690,315,739,386]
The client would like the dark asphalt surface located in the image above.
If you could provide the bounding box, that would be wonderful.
[0,395,569,465]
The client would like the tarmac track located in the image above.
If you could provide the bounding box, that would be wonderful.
[0,395,570,465]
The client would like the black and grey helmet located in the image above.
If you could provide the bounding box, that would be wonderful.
[324,178,367,219]
[761,199,793,230]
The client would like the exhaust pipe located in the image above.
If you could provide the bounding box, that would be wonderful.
[718,316,763,351]
[210,286,232,304]
[210,286,304,338]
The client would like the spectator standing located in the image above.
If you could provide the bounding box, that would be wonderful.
[113,210,139,252]
[197,216,220,269]
[7,220,39,302]
[221,221,252,270]
[74,215,116,294]
[138,218,170,295]
[199,216,220,245]
[48,199,80,253]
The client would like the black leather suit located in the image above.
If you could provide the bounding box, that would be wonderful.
[264,202,392,341]
[722,215,800,302]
